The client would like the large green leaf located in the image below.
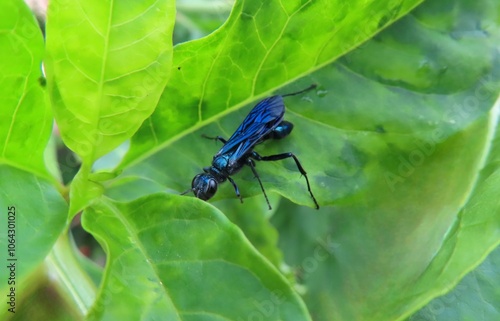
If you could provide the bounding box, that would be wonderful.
[275,109,499,321]
[0,0,51,179]
[0,166,67,319]
[45,0,175,164]
[404,70,500,320]
[122,0,423,166]
[82,194,311,321]
[267,1,500,320]
[44,0,176,214]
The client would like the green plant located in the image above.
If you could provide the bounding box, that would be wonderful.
[1,0,500,320]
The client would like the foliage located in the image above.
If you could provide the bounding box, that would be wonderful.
[1,0,500,320]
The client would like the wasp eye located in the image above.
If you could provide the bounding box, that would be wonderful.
[192,174,218,201]
[205,179,217,198]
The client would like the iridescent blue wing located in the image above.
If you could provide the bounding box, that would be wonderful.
[216,95,285,162]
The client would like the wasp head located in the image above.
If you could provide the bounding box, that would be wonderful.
[191,173,218,201]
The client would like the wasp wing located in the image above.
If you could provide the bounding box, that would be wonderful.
[216,95,285,163]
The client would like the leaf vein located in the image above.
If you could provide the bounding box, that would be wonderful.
[111,0,161,28]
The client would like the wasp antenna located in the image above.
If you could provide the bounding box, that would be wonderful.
[180,188,193,195]
[281,84,317,97]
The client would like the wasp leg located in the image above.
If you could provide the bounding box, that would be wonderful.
[201,134,227,144]
[227,176,243,203]
[251,151,319,209]
[245,159,272,210]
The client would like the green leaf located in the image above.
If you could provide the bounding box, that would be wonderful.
[122,0,423,167]
[213,195,283,268]
[44,0,176,215]
[265,0,500,320]
[271,116,500,319]
[0,165,67,319]
[0,0,52,179]
[45,0,176,164]
[82,194,311,321]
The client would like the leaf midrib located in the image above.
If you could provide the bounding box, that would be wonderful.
[93,0,114,164]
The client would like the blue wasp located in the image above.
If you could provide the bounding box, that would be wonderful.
[183,84,320,210]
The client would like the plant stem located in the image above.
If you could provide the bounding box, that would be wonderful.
[44,231,97,318]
